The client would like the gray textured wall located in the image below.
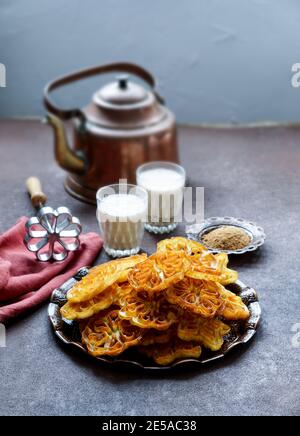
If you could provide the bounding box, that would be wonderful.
[0,0,300,124]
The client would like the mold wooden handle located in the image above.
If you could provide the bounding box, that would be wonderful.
[26,177,47,208]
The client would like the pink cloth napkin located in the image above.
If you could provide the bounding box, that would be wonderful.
[0,217,103,324]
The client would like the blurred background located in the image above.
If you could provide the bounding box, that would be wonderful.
[0,0,300,124]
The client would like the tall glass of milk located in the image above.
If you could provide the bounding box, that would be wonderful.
[96,184,148,257]
[136,161,186,234]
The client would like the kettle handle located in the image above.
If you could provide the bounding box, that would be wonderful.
[44,62,165,120]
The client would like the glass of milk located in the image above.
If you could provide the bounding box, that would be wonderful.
[136,161,186,234]
[96,184,148,257]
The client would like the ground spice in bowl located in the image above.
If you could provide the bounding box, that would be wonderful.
[201,225,251,251]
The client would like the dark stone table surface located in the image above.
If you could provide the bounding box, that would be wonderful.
[0,120,299,416]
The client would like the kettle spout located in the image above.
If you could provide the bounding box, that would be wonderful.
[44,114,86,175]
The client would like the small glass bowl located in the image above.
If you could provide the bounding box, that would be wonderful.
[186,216,266,254]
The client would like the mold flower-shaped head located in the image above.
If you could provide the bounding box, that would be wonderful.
[24,207,82,262]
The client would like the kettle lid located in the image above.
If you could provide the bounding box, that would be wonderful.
[95,75,149,108]
[85,74,166,128]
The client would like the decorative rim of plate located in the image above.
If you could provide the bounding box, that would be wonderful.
[186,216,266,254]
[48,266,261,370]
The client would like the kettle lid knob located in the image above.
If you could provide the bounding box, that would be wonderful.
[117,74,129,90]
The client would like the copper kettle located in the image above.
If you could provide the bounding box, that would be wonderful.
[44,63,179,204]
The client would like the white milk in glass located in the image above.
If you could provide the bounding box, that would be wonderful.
[137,163,185,233]
[97,188,147,257]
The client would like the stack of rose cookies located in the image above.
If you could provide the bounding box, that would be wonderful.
[61,237,250,365]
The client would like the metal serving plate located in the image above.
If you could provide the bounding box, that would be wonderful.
[186,216,266,255]
[48,267,261,370]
